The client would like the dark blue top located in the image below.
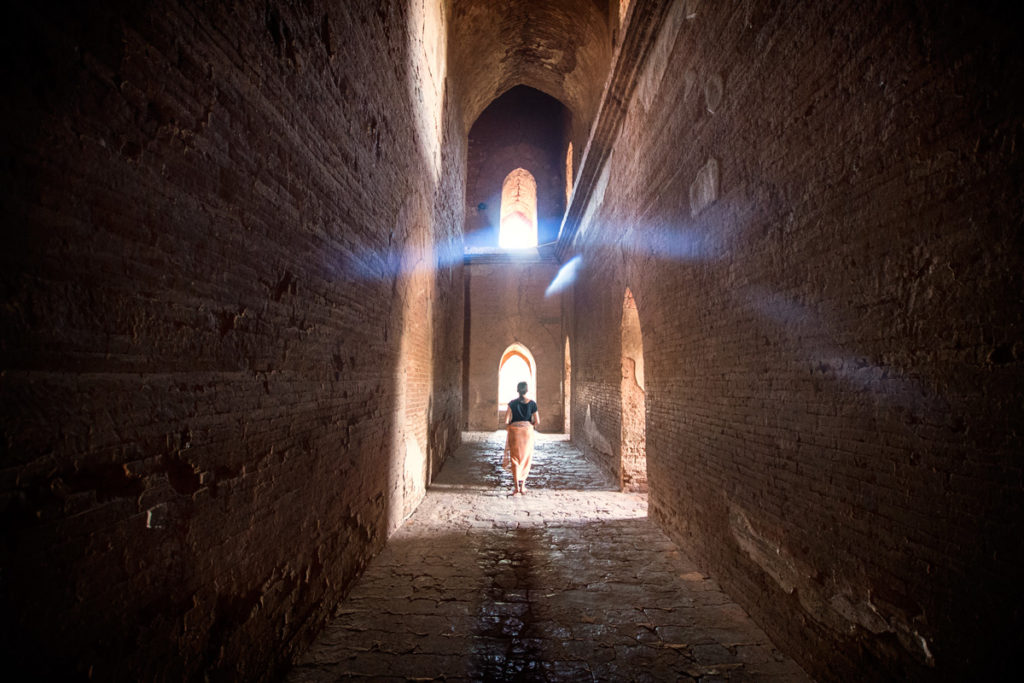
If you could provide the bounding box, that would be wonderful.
[507,399,537,423]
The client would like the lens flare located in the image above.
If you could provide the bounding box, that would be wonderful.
[545,255,583,296]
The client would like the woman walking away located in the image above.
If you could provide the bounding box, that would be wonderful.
[503,381,540,495]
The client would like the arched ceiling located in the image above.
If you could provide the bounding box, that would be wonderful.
[448,0,612,133]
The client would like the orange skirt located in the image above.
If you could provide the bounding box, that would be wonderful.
[503,422,534,483]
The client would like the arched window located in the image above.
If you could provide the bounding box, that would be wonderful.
[499,169,538,249]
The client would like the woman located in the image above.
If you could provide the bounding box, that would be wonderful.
[503,381,539,495]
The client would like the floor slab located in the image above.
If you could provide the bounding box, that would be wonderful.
[287,432,810,682]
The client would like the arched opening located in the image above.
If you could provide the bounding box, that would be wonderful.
[498,343,537,426]
[498,168,538,249]
[620,288,647,492]
[564,337,572,434]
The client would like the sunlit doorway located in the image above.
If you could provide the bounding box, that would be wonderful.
[564,337,572,434]
[620,288,647,491]
[498,343,537,427]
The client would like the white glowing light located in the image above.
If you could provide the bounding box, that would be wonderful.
[498,354,532,405]
[497,344,537,417]
[499,212,535,249]
[545,256,582,296]
[499,168,538,249]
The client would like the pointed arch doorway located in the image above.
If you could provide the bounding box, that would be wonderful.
[621,288,647,491]
[563,337,572,434]
[498,343,537,427]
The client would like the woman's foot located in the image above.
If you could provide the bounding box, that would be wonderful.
[517,481,526,494]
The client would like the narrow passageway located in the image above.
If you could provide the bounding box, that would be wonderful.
[288,434,809,682]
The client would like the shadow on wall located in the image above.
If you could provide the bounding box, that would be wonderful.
[616,168,1018,680]
[0,1,462,681]
[580,404,615,477]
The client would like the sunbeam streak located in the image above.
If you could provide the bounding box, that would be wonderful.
[545,255,582,296]
[334,235,465,283]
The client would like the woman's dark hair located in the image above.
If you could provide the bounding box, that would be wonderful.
[517,381,528,396]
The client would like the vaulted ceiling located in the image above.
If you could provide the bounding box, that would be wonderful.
[447,0,613,134]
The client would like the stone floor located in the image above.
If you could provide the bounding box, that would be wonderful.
[287,432,810,682]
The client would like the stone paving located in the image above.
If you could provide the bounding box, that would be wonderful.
[287,432,810,682]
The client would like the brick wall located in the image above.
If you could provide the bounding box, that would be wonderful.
[464,256,564,432]
[0,0,463,679]
[572,261,628,485]
[569,0,1023,679]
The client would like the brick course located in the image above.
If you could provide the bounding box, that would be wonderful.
[2,0,1022,680]
[567,0,1023,679]
[1,1,463,679]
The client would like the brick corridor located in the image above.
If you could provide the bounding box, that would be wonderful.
[287,433,810,682]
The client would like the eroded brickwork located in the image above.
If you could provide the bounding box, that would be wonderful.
[569,0,1023,679]
[0,1,463,679]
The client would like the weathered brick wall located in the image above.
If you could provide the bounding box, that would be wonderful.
[0,0,463,679]
[465,86,571,249]
[571,262,628,485]
[570,0,1023,679]
[464,257,564,432]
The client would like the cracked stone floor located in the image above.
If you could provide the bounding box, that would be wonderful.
[287,432,810,682]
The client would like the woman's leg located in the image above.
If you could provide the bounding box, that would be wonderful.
[508,423,533,494]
